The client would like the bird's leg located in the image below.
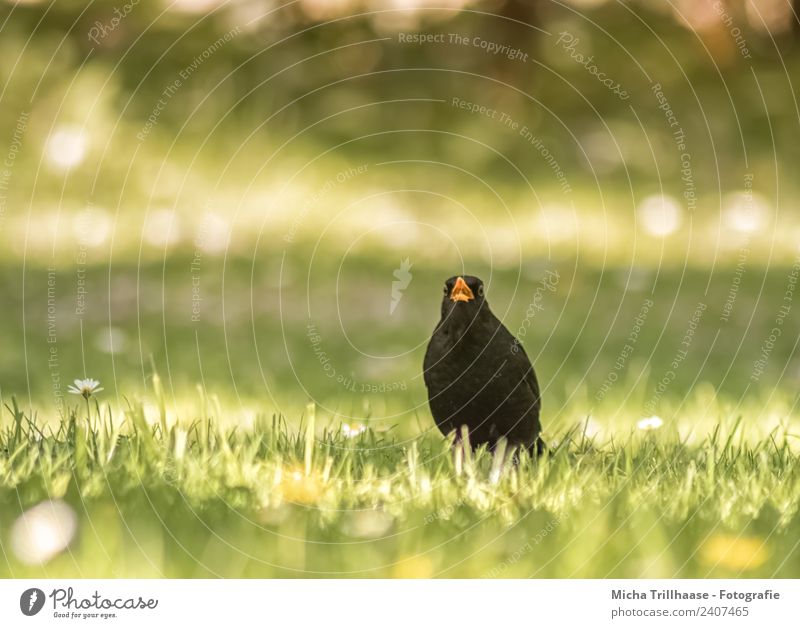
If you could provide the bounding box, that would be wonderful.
[453,440,463,477]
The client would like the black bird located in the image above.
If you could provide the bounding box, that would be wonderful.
[423,275,543,453]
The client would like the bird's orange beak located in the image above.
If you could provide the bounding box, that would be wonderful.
[449,276,474,302]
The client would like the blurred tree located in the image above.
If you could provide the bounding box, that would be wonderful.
[794,0,800,35]
[494,0,541,80]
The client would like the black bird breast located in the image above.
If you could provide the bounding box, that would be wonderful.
[423,310,542,450]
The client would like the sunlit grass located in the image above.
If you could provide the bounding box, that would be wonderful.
[3,181,798,269]
[1,391,798,578]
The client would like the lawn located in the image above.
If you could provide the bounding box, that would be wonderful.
[1,387,798,578]
[2,251,799,578]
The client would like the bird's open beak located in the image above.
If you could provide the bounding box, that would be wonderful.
[450,277,474,302]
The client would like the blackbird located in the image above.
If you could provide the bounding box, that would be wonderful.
[423,275,544,453]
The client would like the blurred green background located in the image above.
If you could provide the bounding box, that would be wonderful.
[1,0,799,427]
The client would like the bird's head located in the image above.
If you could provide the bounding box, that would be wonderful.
[440,275,487,322]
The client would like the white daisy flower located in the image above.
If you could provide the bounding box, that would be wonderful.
[637,415,664,431]
[67,378,104,399]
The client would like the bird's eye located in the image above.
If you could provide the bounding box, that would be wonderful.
[477,285,484,297]
[443,285,449,295]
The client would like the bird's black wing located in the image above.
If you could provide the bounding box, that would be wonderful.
[489,314,541,405]
[523,357,541,407]
[490,315,544,452]
[422,343,433,391]
[422,328,443,392]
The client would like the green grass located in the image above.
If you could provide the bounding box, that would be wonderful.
[1,393,798,578]
[5,256,800,409]
[3,250,799,578]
